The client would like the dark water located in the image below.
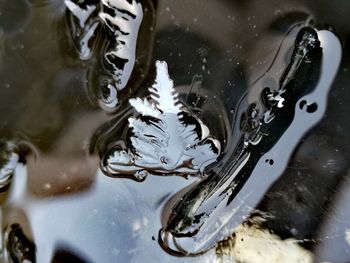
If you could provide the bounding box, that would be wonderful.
[0,0,350,262]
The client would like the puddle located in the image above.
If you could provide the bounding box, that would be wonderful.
[0,0,349,262]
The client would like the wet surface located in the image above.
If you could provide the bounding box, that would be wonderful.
[0,0,350,262]
[159,26,342,255]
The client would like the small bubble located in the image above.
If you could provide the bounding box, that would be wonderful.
[135,170,148,181]
[160,156,169,164]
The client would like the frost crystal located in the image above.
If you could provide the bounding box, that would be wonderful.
[102,61,221,180]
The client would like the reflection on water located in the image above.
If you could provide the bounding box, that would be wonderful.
[0,0,350,262]
[159,25,342,255]
[65,0,155,112]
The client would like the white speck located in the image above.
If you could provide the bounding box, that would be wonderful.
[132,220,141,232]
[43,183,51,190]
[274,9,282,15]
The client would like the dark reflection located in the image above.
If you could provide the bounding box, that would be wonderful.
[6,223,36,263]
[160,25,342,255]
[259,134,348,244]
[51,244,92,263]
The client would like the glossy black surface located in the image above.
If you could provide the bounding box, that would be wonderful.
[0,0,350,262]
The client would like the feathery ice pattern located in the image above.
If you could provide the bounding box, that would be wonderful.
[101,61,221,180]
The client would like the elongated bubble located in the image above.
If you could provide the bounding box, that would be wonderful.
[159,25,342,255]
